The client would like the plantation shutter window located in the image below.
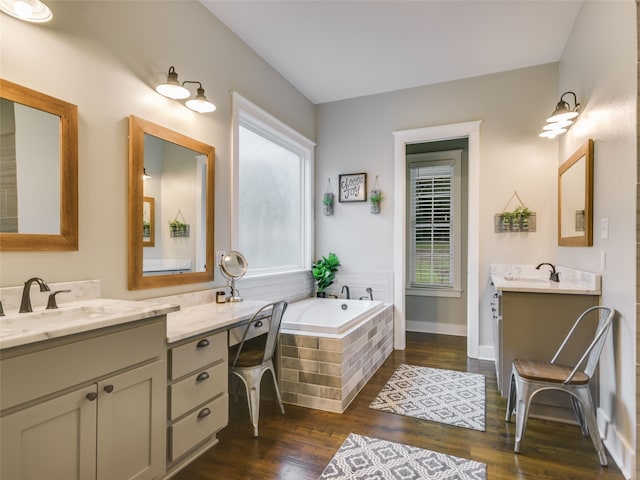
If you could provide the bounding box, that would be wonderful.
[409,162,455,288]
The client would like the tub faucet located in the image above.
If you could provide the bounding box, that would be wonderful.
[19,277,50,313]
[341,285,350,299]
[366,287,373,300]
[536,263,560,283]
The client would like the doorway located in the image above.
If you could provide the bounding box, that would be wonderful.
[405,140,468,336]
[392,121,481,357]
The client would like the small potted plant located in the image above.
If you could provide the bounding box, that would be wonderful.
[370,190,382,214]
[513,206,531,230]
[500,211,514,230]
[311,252,341,297]
[323,192,334,216]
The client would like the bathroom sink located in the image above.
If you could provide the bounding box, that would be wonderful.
[0,299,179,349]
[502,276,550,284]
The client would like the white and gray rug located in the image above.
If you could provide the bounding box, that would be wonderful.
[318,433,487,480]
[369,364,486,431]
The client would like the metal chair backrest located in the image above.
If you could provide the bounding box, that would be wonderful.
[232,300,288,368]
[550,306,615,384]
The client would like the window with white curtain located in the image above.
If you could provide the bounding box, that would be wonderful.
[232,93,314,276]
[407,150,462,295]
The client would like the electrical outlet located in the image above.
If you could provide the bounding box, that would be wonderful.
[600,218,609,240]
[600,251,606,270]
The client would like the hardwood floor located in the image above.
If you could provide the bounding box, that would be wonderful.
[172,332,624,480]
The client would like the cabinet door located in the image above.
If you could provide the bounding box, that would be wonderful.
[96,361,165,480]
[1,385,98,480]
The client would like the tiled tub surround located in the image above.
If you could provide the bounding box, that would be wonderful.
[279,302,394,413]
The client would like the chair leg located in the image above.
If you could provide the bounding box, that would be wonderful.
[514,379,532,453]
[575,388,608,467]
[267,362,285,415]
[505,372,516,422]
[570,395,589,437]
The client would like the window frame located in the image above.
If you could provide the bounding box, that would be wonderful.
[406,150,462,298]
[231,92,315,277]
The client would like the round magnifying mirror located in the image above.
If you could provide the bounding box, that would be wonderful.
[219,251,247,302]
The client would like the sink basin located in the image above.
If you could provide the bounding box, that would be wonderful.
[1,304,133,326]
[502,276,550,283]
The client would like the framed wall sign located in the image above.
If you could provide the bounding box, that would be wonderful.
[339,173,367,202]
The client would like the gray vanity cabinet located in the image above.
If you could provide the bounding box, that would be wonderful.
[493,289,599,420]
[0,317,167,480]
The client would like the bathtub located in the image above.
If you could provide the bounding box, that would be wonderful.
[281,297,385,336]
[279,297,394,413]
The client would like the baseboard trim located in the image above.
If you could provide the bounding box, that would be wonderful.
[406,320,466,337]
[598,407,634,479]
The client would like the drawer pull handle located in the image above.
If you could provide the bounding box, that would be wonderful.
[196,339,210,349]
[103,385,114,393]
[197,408,211,419]
[254,320,263,328]
[86,392,98,401]
[196,372,210,382]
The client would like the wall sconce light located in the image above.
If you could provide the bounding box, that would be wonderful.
[143,168,151,180]
[0,0,52,22]
[155,66,190,99]
[539,91,580,139]
[183,81,216,113]
[155,66,216,113]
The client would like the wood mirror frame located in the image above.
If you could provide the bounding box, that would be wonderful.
[128,115,215,290]
[558,139,594,246]
[0,78,78,251]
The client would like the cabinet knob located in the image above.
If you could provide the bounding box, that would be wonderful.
[86,392,98,401]
[196,371,210,382]
[196,339,210,349]
[103,385,114,393]
[197,408,211,419]
[254,320,263,328]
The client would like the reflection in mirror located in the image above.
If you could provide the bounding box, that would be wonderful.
[558,139,593,246]
[0,78,78,250]
[128,116,215,290]
[219,251,247,302]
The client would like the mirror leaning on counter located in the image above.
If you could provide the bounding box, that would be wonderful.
[219,251,248,303]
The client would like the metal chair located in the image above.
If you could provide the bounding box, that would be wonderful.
[505,305,616,466]
[230,301,288,437]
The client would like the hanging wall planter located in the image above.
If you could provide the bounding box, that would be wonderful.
[323,178,334,216]
[494,191,536,233]
[169,210,190,237]
[369,175,382,214]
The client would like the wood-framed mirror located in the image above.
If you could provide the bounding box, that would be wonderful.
[558,139,593,246]
[0,78,78,251]
[128,115,215,290]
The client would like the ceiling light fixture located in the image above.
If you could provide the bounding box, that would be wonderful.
[539,91,580,139]
[183,81,216,113]
[155,66,190,100]
[0,0,52,22]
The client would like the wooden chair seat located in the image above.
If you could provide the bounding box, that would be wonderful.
[513,358,589,384]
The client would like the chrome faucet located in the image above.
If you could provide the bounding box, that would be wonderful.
[366,287,373,300]
[341,285,350,299]
[536,263,560,283]
[19,277,51,313]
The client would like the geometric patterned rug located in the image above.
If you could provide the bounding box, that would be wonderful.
[369,364,486,431]
[318,433,487,480]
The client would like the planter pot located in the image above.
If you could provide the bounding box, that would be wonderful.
[316,292,327,298]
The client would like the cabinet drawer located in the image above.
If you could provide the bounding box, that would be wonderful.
[169,393,228,462]
[170,332,226,380]
[228,314,270,347]
[169,362,226,420]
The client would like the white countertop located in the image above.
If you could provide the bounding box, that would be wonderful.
[490,264,601,295]
[165,299,267,344]
[0,298,179,350]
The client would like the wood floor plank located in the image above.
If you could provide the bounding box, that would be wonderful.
[172,332,624,480]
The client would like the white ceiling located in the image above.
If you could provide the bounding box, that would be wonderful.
[201,1,583,105]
